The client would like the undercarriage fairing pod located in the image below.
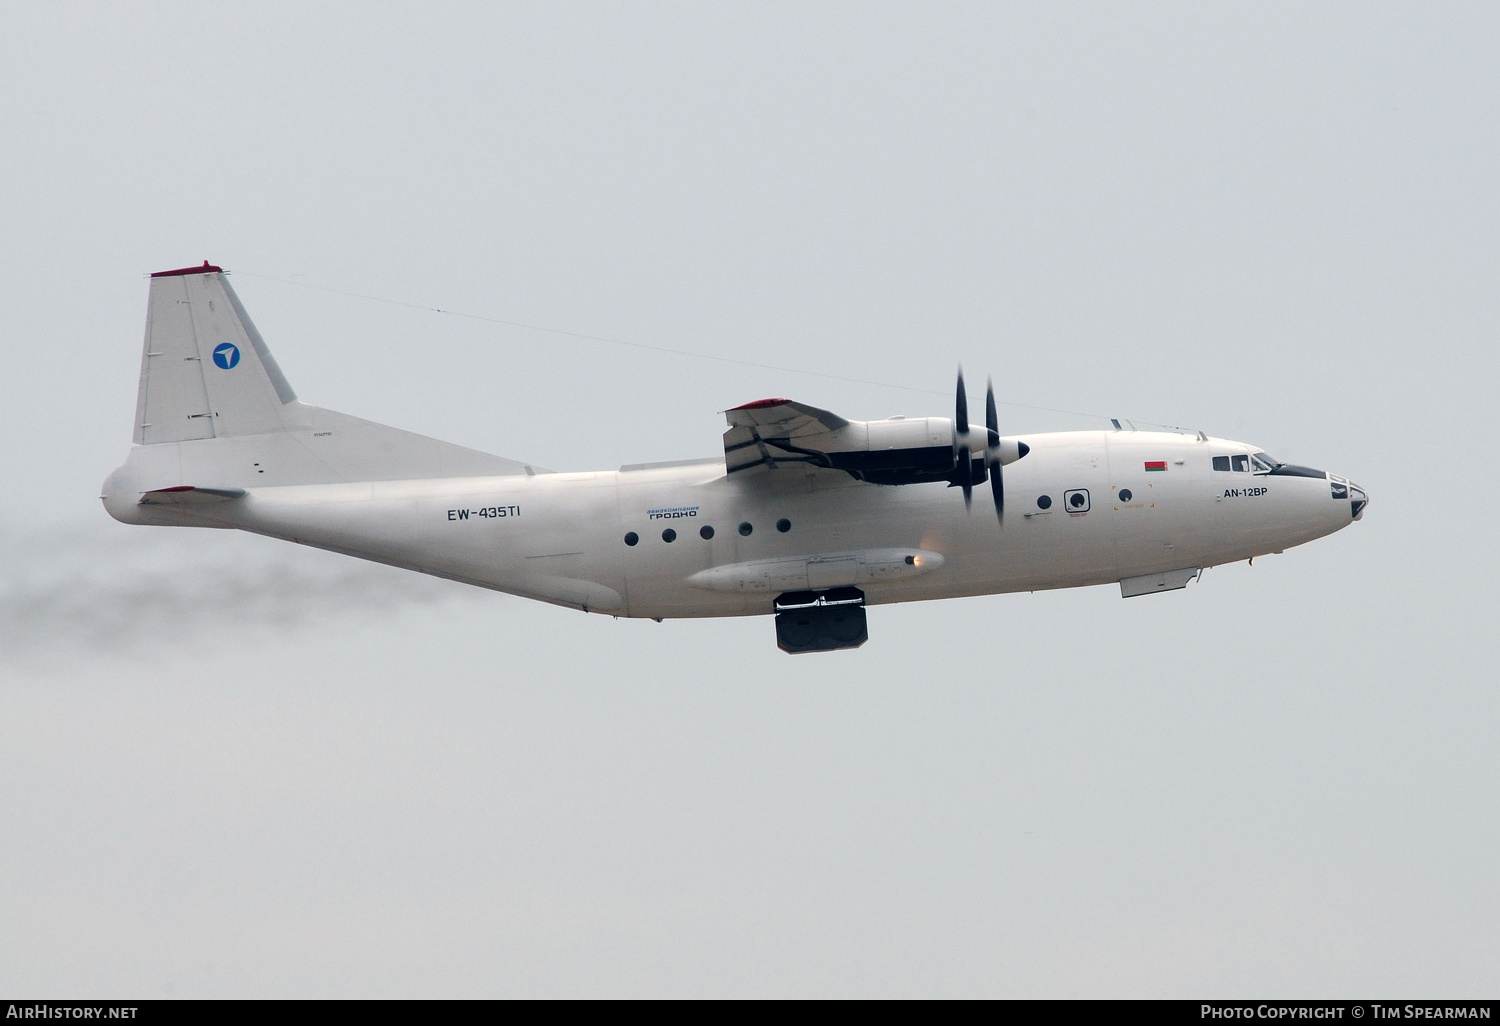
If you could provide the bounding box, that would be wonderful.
[773,588,869,654]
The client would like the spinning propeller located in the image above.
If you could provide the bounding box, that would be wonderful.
[955,368,973,509]
[953,367,1029,522]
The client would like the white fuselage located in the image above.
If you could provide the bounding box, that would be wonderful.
[104,429,1364,619]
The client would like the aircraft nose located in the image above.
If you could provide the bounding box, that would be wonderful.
[1348,481,1369,521]
[1327,475,1368,521]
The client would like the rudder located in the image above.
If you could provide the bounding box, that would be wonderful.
[135,262,297,444]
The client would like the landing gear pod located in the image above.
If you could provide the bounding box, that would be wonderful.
[774,588,869,654]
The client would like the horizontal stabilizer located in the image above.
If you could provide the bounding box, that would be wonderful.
[139,485,247,505]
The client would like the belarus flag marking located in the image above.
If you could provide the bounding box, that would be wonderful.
[1144,460,1167,472]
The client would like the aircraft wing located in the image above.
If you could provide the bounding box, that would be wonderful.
[722,399,852,474]
[723,398,958,485]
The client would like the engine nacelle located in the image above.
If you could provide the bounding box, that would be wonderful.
[722,399,1030,485]
[802,416,957,485]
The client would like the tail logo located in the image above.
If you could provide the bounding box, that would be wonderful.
[212,342,241,370]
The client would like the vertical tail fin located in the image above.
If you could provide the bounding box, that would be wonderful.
[108,261,541,507]
[134,262,297,444]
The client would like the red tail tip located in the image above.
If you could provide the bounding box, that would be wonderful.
[150,261,223,278]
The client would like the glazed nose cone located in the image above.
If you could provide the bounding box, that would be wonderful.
[1348,482,1368,521]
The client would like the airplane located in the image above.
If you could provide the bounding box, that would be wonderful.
[102,262,1368,653]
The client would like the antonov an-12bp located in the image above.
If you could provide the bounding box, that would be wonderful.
[103,263,1368,653]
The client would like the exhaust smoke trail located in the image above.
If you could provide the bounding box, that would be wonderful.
[0,523,474,662]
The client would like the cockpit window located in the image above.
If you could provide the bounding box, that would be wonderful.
[1251,452,1281,471]
[1212,456,1230,472]
[1231,454,1250,472]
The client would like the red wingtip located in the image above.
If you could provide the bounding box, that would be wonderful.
[731,398,791,410]
[151,260,222,278]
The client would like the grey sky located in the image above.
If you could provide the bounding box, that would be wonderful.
[1,2,1497,997]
